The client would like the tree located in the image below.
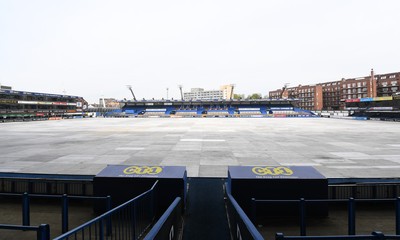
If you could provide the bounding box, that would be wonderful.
[247,93,262,99]
[233,94,245,100]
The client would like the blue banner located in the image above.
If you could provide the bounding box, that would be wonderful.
[96,165,187,179]
[360,97,373,102]
[228,166,326,179]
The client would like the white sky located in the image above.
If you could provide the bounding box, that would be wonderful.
[1,0,400,103]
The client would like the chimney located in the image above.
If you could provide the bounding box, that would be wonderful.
[370,68,377,98]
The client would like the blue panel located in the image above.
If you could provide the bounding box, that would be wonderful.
[96,165,186,179]
[228,166,326,179]
[360,97,373,102]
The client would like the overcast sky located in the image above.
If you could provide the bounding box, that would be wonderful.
[1,0,399,103]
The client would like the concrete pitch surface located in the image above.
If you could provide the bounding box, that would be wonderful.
[0,118,399,178]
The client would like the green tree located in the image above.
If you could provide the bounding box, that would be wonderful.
[247,93,262,99]
[233,94,245,99]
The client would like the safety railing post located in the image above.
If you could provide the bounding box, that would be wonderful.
[348,197,356,235]
[62,194,68,233]
[132,200,137,240]
[299,198,306,236]
[251,198,257,225]
[106,195,112,236]
[99,219,104,240]
[37,224,50,240]
[372,231,385,240]
[396,197,400,235]
[275,232,285,240]
[150,189,154,222]
[22,192,30,226]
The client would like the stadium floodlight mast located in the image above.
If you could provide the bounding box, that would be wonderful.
[230,84,235,100]
[178,85,184,100]
[126,85,137,101]
[280,83,290,99]
[166,87,169,100]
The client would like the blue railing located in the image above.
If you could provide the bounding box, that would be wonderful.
[144,197,182,240]
[275,231,400,240]
[251,197,400,237]
[0,192,111,234]
[0,224,50,240]
[227,193,264,240]
[54,180,159,240]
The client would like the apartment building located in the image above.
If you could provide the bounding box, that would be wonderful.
[268,69,400,111]
[183,84,234,100]
[376,72,400,97]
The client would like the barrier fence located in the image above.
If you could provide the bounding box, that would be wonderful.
[0,192,111,234]
[227,193,264,240]
[275,231,400,240]
[251,197,400,237]
[144,197,182,240]
[54,180,159,240]
[0,224,50,240]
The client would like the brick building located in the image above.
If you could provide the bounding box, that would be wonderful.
[268,69,400,111]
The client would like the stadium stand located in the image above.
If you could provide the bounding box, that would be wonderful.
[120,99,317,118]
[346,96,400,121]
[0,88,86,122]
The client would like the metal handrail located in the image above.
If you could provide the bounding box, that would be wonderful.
[251,197,400,237]
[0,192,109,200]
[227,193,264,240]
[53,180,159,240]
[275,231,400,240]
[144,197,182,240]
[0,191,112,232]
[0,224,50,240]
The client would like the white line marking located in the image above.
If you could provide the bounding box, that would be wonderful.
[328,166,400,169]
[116,147,145,150]
[180,139,226,142]
[280,163,321,166]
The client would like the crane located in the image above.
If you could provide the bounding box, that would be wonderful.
[126,85,136,101]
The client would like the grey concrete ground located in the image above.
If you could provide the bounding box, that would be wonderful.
[0,117,399,178]
[1,118,399,239]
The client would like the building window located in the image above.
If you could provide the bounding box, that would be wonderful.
[381,76,387,79]
[390,75,396,78]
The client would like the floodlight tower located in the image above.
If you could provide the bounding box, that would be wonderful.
[230,84,235,100]
[166,87,169,100]
[280,83,290,99]
[178,85,184,100]
[126,85,136,101]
